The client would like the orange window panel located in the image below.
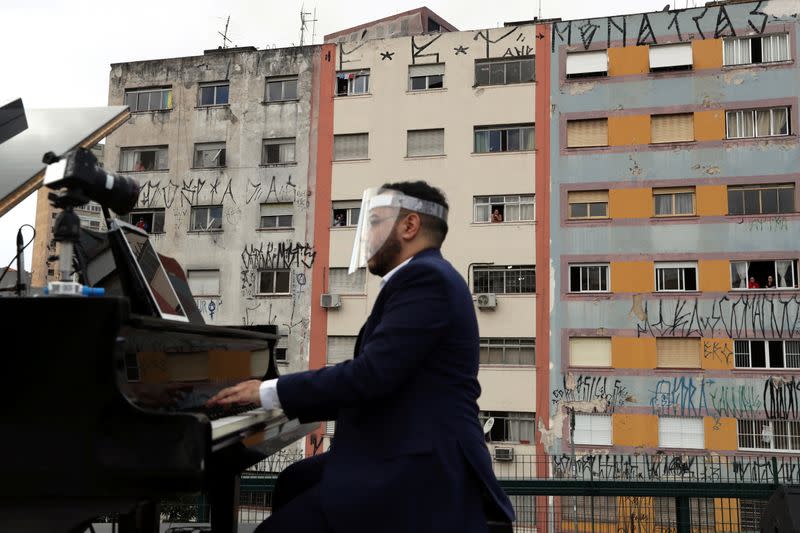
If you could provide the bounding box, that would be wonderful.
[692,38,723,70]
[608,115,651,146]
[700,338,735,370]
[610,261,653,293]
[696,185,728,216]
[704,417,738,451]
[698,259,732,292]
[608,45,650,76]
[612,414,659,447]
[612,337,656,369]
[695,110,726,141]
[609,188,651,218]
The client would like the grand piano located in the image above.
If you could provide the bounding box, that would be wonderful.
[0,102,316,533]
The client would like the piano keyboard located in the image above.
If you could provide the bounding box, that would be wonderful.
[211,408,285,441]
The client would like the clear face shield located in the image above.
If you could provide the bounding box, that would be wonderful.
[348,187,448,274]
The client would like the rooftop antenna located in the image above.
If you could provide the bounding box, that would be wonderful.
[538,0,542,20]
[218,15,235,49]
[300,5,318,46]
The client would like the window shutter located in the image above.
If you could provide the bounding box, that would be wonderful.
[657,338,700,368]
[407,129,444,156]
[659,417,704,448]
[409,63,445,77]
[574,414,612,445]
[566,51,608,75]
[188,270,220,296]
[334,133,368,160]
[569,337,611,367]
[328,268,366,294]
[567,119,608,148]
[649,43,693,69]
[326,336,356,364]
[651,113,694,143]
[325,420,336,435]
[260,203,293,217]
[568,190,609,204]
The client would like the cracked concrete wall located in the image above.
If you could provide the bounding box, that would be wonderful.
[105,46,320,372]
[545,1,800,455]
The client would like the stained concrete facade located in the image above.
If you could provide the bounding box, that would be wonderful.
[539,0,800,463]
[104,45,325,371]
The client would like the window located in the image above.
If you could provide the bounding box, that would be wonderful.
[654,187,695,216]
[724,33,790,66]
[190,205,222,231]
[738,419,800,452]
[198,82,229,106]
[739,499,767,531]
[327,335,356,365]
[187,269,220,296]
[566,50,608,78]
[479,411,536,443]
[655,262,698,292]
[654,498,716,530]
[124,87,172,112]
[328,267,366,294]
[473,195,535,223]
[561,497,617,523]
[730,259,797,289]
[475,57,535,86]
[479,338,535,365]
[473,265,535,294]
[649,43,693,72]
[408,63,444,90]
[734,339,800,369]
[265,76,298,102]
[474,124,534,153]
[659,416,704,449]
[656,338,701,368]
[258,269,290,295]
[335,70,369,96]
[193,142,226,168]
[125,208,165,234]
[259,203,293,229]
[275,338,288,363]
[569,337,611,367]
[651,113,694,143]
[120,146,168,172]
[726,107,790,139]
[407,128,444,157]
[573,414,612,446]
[569,264,609,293]
[332,201,361,227]
[728,183,794,215]
[567,119,608,148]
[262,138,296,165]
[333,133,368,160]
[568,190,608,219]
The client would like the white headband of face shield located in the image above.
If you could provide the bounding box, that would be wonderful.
[367,192,448,222]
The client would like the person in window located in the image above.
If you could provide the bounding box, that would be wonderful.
[207,181,515,533]
[765,275,776,289]
[135,218,147,231]
[491,209,503,223]
[334,213,346,227]
[748,276,760,289]
[134,160,145,172]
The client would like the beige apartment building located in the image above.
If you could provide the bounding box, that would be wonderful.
[317,14,538,462]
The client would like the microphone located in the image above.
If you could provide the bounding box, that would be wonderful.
[15,228,25,296]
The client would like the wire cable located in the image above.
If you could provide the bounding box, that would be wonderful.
[0,224,35,287]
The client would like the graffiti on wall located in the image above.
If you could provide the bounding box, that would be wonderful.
[136,175,301,209]
[552,1,773,51]
[551,374,632,413]
[635,295,800,339]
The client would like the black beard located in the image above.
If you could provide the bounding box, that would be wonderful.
[367,231,402,277]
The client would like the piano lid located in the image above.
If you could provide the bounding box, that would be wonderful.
[0,104,130,217]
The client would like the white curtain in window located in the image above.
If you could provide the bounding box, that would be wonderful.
[734,261,748,288]
[773,108,789,135]
[520,198,535,220]
[654,194,673,215]
[675,192,694,214]
[776,260,794,287]
[762,34,790,62]
[724,37,751,66]
[505,203,520,222]
[756,109,772,137]
[474,203,490,222]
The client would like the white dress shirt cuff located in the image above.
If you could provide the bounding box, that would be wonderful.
[259,379,282,410]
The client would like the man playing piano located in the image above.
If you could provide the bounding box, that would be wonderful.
[208,181,515,532]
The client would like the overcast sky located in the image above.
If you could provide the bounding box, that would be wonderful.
[0,0,688,271]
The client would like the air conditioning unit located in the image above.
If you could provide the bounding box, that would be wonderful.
[320,293,341,309]
[476,293,497,310]
[494,446,514,462]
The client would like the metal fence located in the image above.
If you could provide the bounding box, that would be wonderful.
[94,453,797,532]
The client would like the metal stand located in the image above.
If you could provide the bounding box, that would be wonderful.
[48,187,89,281]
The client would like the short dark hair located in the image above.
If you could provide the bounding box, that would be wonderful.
[379,180,449,246]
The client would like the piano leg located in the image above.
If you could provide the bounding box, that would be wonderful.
[118,500,160,533]
[209,472,240,533]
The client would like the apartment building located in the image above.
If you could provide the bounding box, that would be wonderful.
[536,2,800,523]
[101,45,328,372]
[311,12,538,465]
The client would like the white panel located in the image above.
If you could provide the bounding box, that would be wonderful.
[409,63,445,77]
[188,270,220,296]
[329,267,366,294]
[407,129,444,157]
[566,51,608,75]
[659,417,704,449]
[649,43,693,68]
[569,337,611,367]
[574,414,612,445]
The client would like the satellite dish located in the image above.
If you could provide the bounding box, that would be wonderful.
[483,417,495,434]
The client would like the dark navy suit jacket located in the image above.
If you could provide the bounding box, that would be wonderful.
[277,248,515,532]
